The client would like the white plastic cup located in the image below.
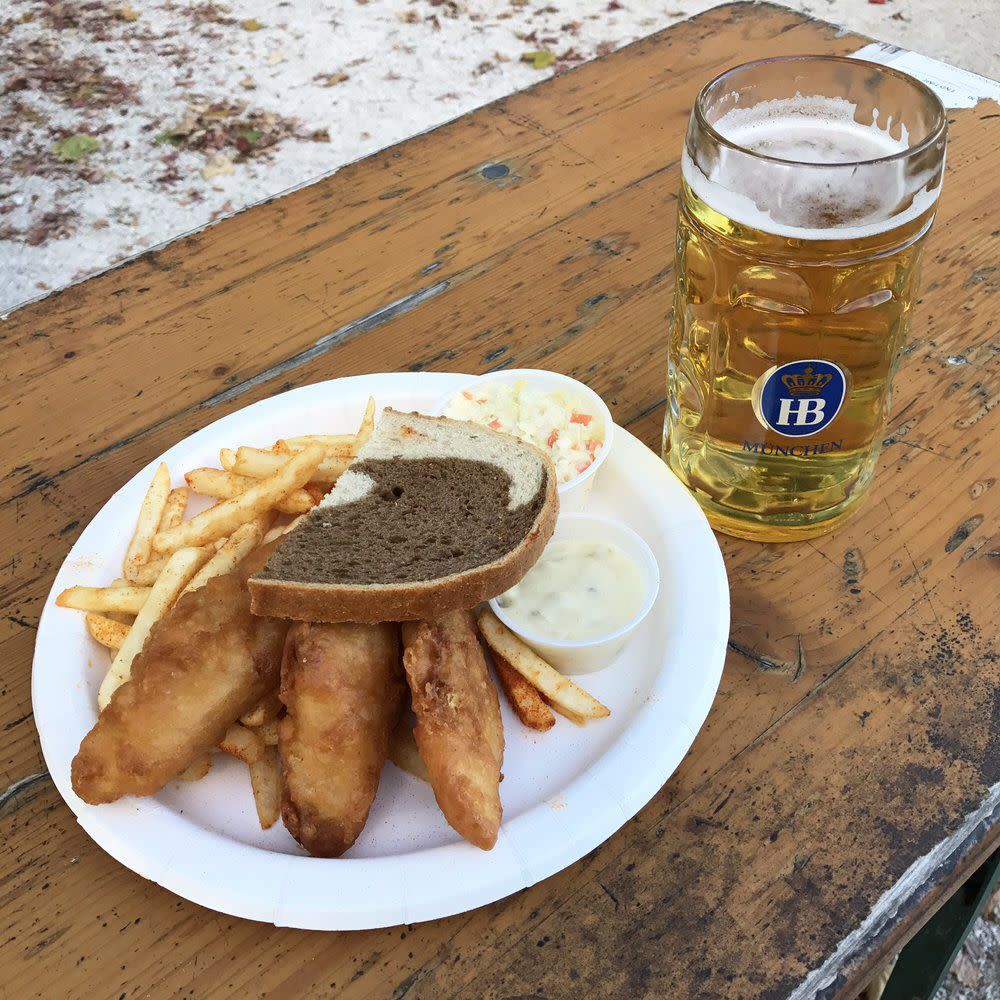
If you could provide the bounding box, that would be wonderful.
[431,369,614,514]
[489,513,660,675]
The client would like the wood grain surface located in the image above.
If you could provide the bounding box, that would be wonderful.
[2,4,998,998]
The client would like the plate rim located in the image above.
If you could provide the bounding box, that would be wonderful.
[32,371,729,930]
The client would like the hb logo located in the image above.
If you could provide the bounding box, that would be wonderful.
[751,360,847,438]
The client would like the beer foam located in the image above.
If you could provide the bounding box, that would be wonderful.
[683,95,941,240]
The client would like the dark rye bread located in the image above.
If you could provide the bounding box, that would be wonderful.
[248,409,558,623]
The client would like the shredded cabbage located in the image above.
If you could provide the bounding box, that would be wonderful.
[443,379,605,484]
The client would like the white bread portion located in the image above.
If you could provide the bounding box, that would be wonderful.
[319,409,544,512]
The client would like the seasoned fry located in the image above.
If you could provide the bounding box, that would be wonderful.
[220,447,237,471]
[178,754,212,781]
[355,396,376,449]
[239,690,282,727]
[181,522,264,595]
[56,584,150,615]
[152,445,323,552]
[550,703,588,727]
[103,578,137,623]
[159,487,189,532]
[228,446,348,484]
[249,747,281,829]
[261,513,305,546]
[129,556,168,586]
[303,483,327,506]
[492,654,556,732]
[85,613,130,650]
[256,720,279,746]
[277,437,357,460]
[98,547,211,709]
[218,723,264,764]
[285,433,357,449]
[123,463,170,582]
[388,717,430,783]
[476,609,610,720]
[185,468,316,516]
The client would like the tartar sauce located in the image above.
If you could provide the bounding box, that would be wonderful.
[495,538,645,641]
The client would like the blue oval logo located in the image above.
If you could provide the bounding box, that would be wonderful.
[752,359,847,438]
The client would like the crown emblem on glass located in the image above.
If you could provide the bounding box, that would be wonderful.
[780,366,832,397]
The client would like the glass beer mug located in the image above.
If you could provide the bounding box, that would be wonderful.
[663,56,947,541]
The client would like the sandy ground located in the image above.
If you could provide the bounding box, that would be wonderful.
[1,0,998,994]
[1,0,998,314]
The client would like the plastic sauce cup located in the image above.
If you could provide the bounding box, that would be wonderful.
[488,513,660,675]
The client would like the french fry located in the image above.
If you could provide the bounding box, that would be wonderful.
[549,702,588,727]
[249,746,281,829]
[85,613,130,650]
[181,521,264,595]
[493,654,556,731]
[228,445,348,484]
[240,691,282,728]
[123,463,171,581]
[476,609,610,720]
[56,584,150,615]
[218,723,264,764]
[220,447,237,471]
[261,513,305,546]
[256,720,279,746]
[355,396,376,449]
[285,433,357,449]
[178,754,212,781]
[129,555,169,586]
[303,483,327,505]
[159,487,188,532]
[185,467,315,515]
[98,546,211,709]
[103,578,138,624]
[152,444,323,552]
[277,437,357,460]
[388,719,430,783]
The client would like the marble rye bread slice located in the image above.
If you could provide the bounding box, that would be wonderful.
[248,409,559,623]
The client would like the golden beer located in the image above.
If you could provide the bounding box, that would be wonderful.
[663,57,947,541]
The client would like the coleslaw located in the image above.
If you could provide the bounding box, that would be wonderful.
[442,379,606,484]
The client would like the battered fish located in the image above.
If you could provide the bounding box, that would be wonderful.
[71,558,287,805]
[279,621,405,857]
[401,611,504,850]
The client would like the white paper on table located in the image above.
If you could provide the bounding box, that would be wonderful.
[851,42,1000,109]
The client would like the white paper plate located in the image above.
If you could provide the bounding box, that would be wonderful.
[32,372,729,930]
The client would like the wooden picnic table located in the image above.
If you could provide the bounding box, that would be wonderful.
[3,4,998,997]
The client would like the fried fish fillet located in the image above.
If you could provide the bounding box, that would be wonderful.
[71,560,287,805]
[401,611,504,850]
[279,621,405,857]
